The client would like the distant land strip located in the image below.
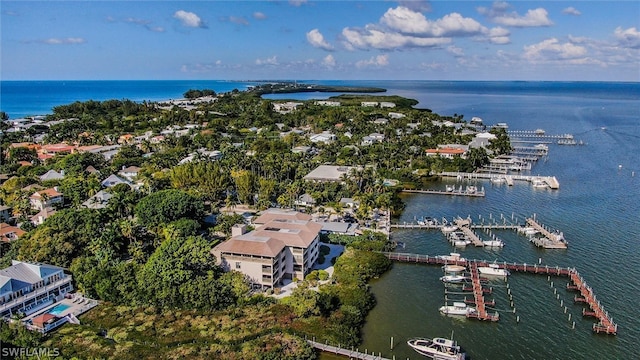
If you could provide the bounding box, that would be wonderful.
[249,82,386,95]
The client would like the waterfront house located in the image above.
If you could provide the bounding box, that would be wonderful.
[0,260,73,319]
[29,188,63,211]
[212,215,322,289]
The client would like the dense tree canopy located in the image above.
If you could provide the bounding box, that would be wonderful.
[134,189,204,229]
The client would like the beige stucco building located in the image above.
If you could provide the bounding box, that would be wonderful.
[212,210,322,289]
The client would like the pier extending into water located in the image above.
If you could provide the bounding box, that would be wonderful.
[391,214,567,249]
[439,172,560,189]
[382,252,617,335]
[307,339,390,360]
[402,187,485,197]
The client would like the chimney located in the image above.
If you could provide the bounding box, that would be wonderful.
[231,224,247,237]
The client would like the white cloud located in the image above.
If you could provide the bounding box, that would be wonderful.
[174,10,206,28]
[486,26,510,44]
[322,54,336,67]
[381,8,484,37]
[256,56,279,66]
[122,17,164,32]
[41,37,86,45]
[478,2,553,27]
[342,26,451,50]
[306,29,334,51]
[355,54,389,68]
[253,12,267,20]
[614,26,640,49]
[446,45,464,57]
[523,38,588,62]
[562,7,581,16]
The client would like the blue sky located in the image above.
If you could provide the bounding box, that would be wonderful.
[1,1,639,81]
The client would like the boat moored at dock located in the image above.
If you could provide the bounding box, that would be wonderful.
[477,264,510,277]
[407,337,466,360]
[439,302,477,316]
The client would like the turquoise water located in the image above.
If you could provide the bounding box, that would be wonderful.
[47,303,70,316]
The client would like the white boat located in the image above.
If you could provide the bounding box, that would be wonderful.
[441,225,458,233]
[443,265,466,273]
[478,263,510,277]
[440,275,467,283]
[439,302,477,316]
[437,253,466,262]
[407,337,466,360]
[465,185,477,194]
[482,240,505,248]
[445,185,455,192]
[452,240,469,247]
[532,179,548,188]
[491,176,506,184]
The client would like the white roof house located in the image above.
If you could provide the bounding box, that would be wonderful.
[39,170,65,182]
[303,165,356,182]
[309,132,336,144]
[101,174,131,188]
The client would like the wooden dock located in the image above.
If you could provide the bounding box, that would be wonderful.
[526,217,567,249]
[454,218,484,247]
[508,131,574,140]
[467,262,499,321]
[402,188,485,197]
[439,172,559,189]
[381,252,617,335]
[567,271,618,335]
[307,340,390,360]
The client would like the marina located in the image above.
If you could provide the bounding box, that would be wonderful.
[381,252,617,335]
[391,215,567,249]
[438,172,560,189]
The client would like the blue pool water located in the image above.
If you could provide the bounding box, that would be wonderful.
[47,303,70,316]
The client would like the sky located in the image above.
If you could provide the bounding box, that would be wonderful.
[1,1,639,81]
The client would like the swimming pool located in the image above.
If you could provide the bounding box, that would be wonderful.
[47,303,70,316]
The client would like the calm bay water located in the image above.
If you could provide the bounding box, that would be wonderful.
[1,80,638,359]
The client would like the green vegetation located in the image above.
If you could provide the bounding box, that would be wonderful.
[0,83,511,358]
[184,89,216,99]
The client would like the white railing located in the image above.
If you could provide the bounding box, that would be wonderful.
[0,277,72,313]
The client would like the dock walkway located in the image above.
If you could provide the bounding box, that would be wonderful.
[439,172,559,189]
[402,188,485,197]
[381,252,617,335]
[526,218,567,249]
[454,218,484,247]
[467,262,499,321]
[307,340,390,360]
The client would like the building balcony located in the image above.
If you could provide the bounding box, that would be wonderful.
[0,277,73,315]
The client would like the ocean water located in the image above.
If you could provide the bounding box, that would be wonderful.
[0,80,259,119]
[1,80,639,359]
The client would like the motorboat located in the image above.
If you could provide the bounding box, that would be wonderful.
[441,225,458,233]
[478,263,510,277]
[465,185,477,194]
[532,179,548,188]
[440,275,467,283]
[482,240,505,248]
[491,176,506,184]
[437,253,466,263]
[439,302,477,316]
[407,337,466,360]
[443,265,466,273]
[445,185,455,192]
